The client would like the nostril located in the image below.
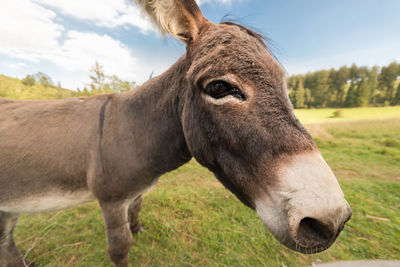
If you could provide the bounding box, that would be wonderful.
[297,217,333,247]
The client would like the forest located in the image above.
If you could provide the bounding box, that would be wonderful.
[2,61,400,109]
[287,61,400,108]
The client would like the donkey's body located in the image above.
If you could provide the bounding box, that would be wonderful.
[0,60,192,266]
[0,61,189,214]
[1,96,102,212]
[0,1,352,266]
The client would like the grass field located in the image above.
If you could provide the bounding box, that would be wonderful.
[12,108,400,266]
[294,106,400,124]
[0,74,75,100]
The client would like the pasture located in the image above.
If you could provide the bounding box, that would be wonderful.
[13,108,400,266]
[0,74,75,100]
[294,106,400,124]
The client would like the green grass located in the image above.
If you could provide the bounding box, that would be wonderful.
[2,77,399,266]
[3,74,399,265]
[12,117,400,266]
[0,74,75,100]
[294,106,400,124]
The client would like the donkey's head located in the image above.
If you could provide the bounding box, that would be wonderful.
[136,0,351,253]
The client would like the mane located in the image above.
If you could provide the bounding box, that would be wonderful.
[221,21,267,48]
[221,21,284,71]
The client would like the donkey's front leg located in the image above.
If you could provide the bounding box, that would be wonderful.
[0,211,33,267]
[100,201,132,267]
[128,195,145,234]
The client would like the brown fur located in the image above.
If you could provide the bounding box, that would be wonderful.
[0,0,331,266]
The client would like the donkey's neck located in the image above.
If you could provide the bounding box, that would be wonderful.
[116,56,192,176]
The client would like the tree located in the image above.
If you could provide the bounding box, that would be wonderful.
[305,70,330,108]
[379,62,399,102]
[88,61,107,93]
[304,88,312,108]
[84,61,136,95]
[21,75,35,86]
[294,78,305,108]
[108,75,136,93]
[356,70,370,107]
[327,68,337,106]
[393,83,400,105]
[345,83,357,107]
[82,87,90,96]
[34,72,54,87]
[368,66,380,105]
[343,64,360,107]
[331,66,349,106]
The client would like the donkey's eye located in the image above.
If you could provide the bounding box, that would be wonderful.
[205,81,246,100]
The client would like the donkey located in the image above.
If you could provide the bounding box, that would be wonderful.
[0,0,352,266]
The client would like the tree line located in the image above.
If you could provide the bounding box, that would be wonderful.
[20,61,400,107]
[21,61,136,96]
[22,72,59,88]
[287,62,400,108]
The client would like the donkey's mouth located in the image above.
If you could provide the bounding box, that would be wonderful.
[213,171,255,209]
[283,227,343,254]
[284,241,332,254]
[255,200,342,254]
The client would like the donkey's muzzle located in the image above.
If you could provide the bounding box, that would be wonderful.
[292,205,352,253]
[255,151,352,254]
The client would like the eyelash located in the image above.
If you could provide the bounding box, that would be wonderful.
[205,80,246,101]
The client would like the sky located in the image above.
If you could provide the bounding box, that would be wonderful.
[0,0,399,90]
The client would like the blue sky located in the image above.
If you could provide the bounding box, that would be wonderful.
[0,0,399,90]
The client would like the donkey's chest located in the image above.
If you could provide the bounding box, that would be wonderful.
[0,190,95,214]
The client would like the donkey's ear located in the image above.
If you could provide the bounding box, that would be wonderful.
[134,0,207,44]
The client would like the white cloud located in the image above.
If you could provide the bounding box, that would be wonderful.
[33,0,153,32]
[2,62,28,70]
[0,0,141,88]
[32,0,237,31]
[0,0,63,60]
[0,0,240,90]
[48,31,138,82]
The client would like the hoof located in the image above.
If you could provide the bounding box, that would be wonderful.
[130,222,146,234]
